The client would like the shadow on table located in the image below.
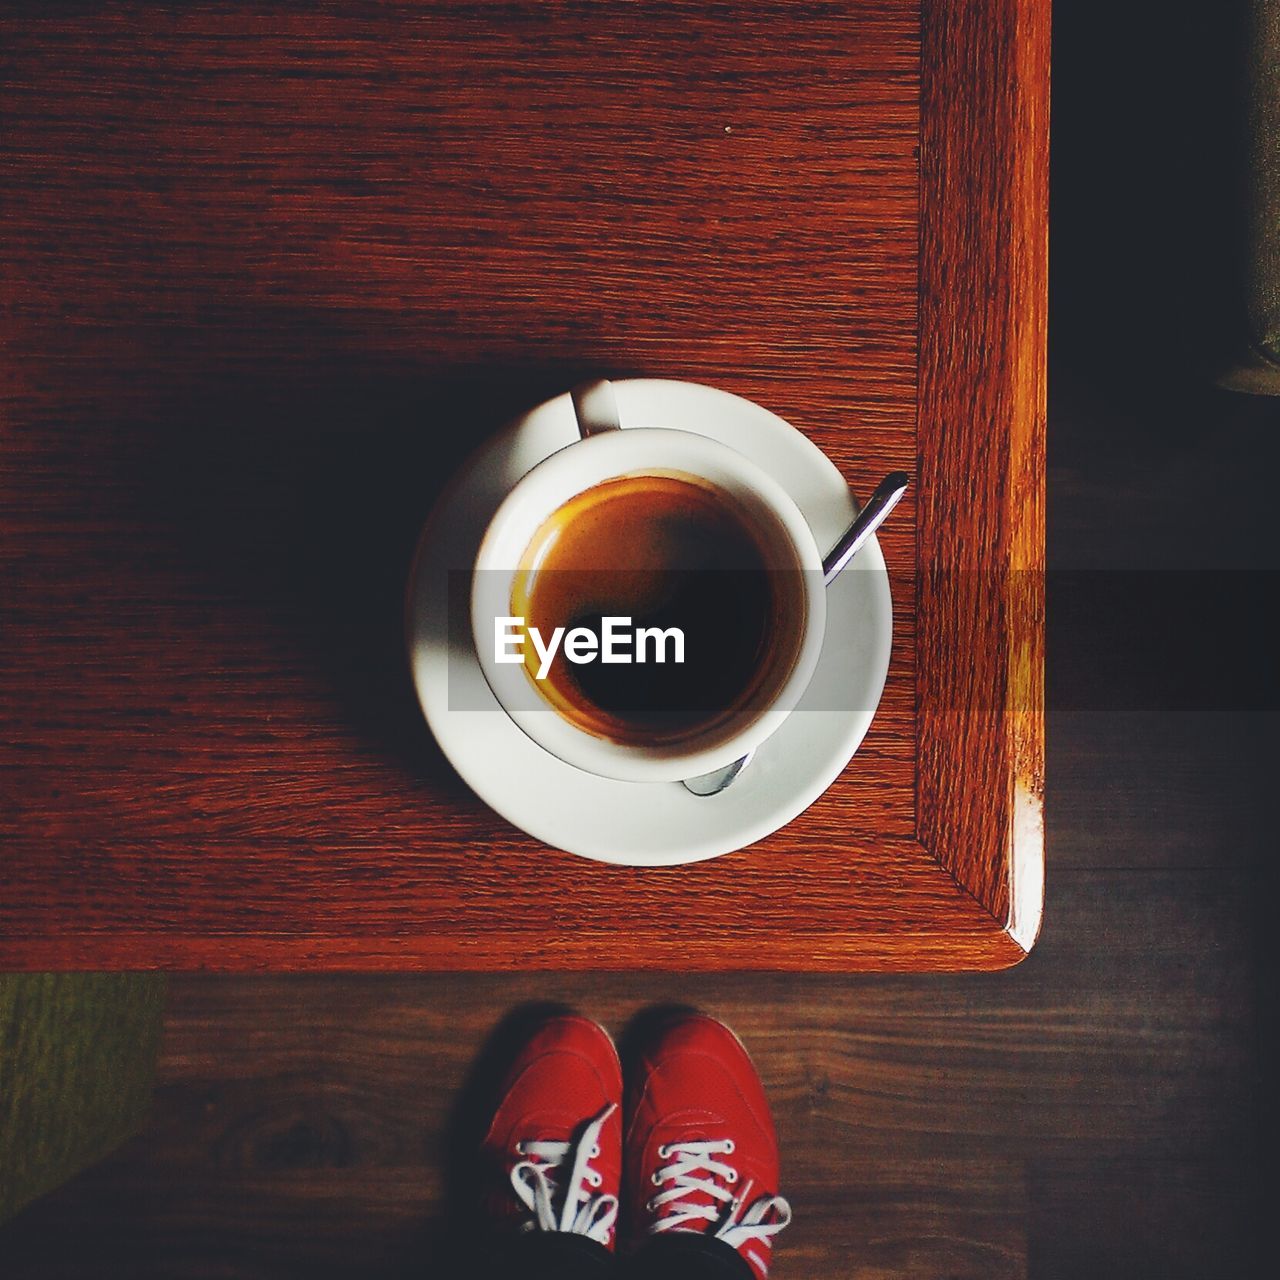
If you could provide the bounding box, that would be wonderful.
[46,318,636,791]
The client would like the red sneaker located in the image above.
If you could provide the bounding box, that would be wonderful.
[625,1013,792,1280]
[482,1013,622,1249]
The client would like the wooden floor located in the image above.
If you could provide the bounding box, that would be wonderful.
[1,2,1272,1276]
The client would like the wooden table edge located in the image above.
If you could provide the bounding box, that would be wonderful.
[915,0,1048,949]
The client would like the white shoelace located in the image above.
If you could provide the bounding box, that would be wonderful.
[647,1139,792,1255]
[509,1102,618,1245]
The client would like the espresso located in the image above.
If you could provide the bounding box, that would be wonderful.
[510,473,800,745]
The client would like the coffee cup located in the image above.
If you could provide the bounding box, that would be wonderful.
[470,380,827,784]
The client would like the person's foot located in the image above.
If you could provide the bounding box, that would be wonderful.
[481,1013,622,1248]
[625,1012,792,1279]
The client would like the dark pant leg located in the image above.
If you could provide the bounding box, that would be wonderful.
[622,1232,755,1280]
[479,1231,617,1280]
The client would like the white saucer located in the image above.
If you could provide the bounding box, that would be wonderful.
[405,379,892,866]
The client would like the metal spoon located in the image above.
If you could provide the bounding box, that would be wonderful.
[681,748,757,797]
[681,471,910,797]
[818,471,910,586]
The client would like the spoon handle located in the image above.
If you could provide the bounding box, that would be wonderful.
[821,471,910,586]
[681,470,910,798]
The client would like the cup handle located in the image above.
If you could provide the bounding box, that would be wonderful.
[570,379,622,438]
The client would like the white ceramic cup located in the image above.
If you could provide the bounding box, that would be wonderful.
[471,380,827,784]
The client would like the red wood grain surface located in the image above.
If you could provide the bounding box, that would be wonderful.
[0,0,1045,970]
[917,0,1048,948]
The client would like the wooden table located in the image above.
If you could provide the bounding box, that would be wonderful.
[0,0,1046,971]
